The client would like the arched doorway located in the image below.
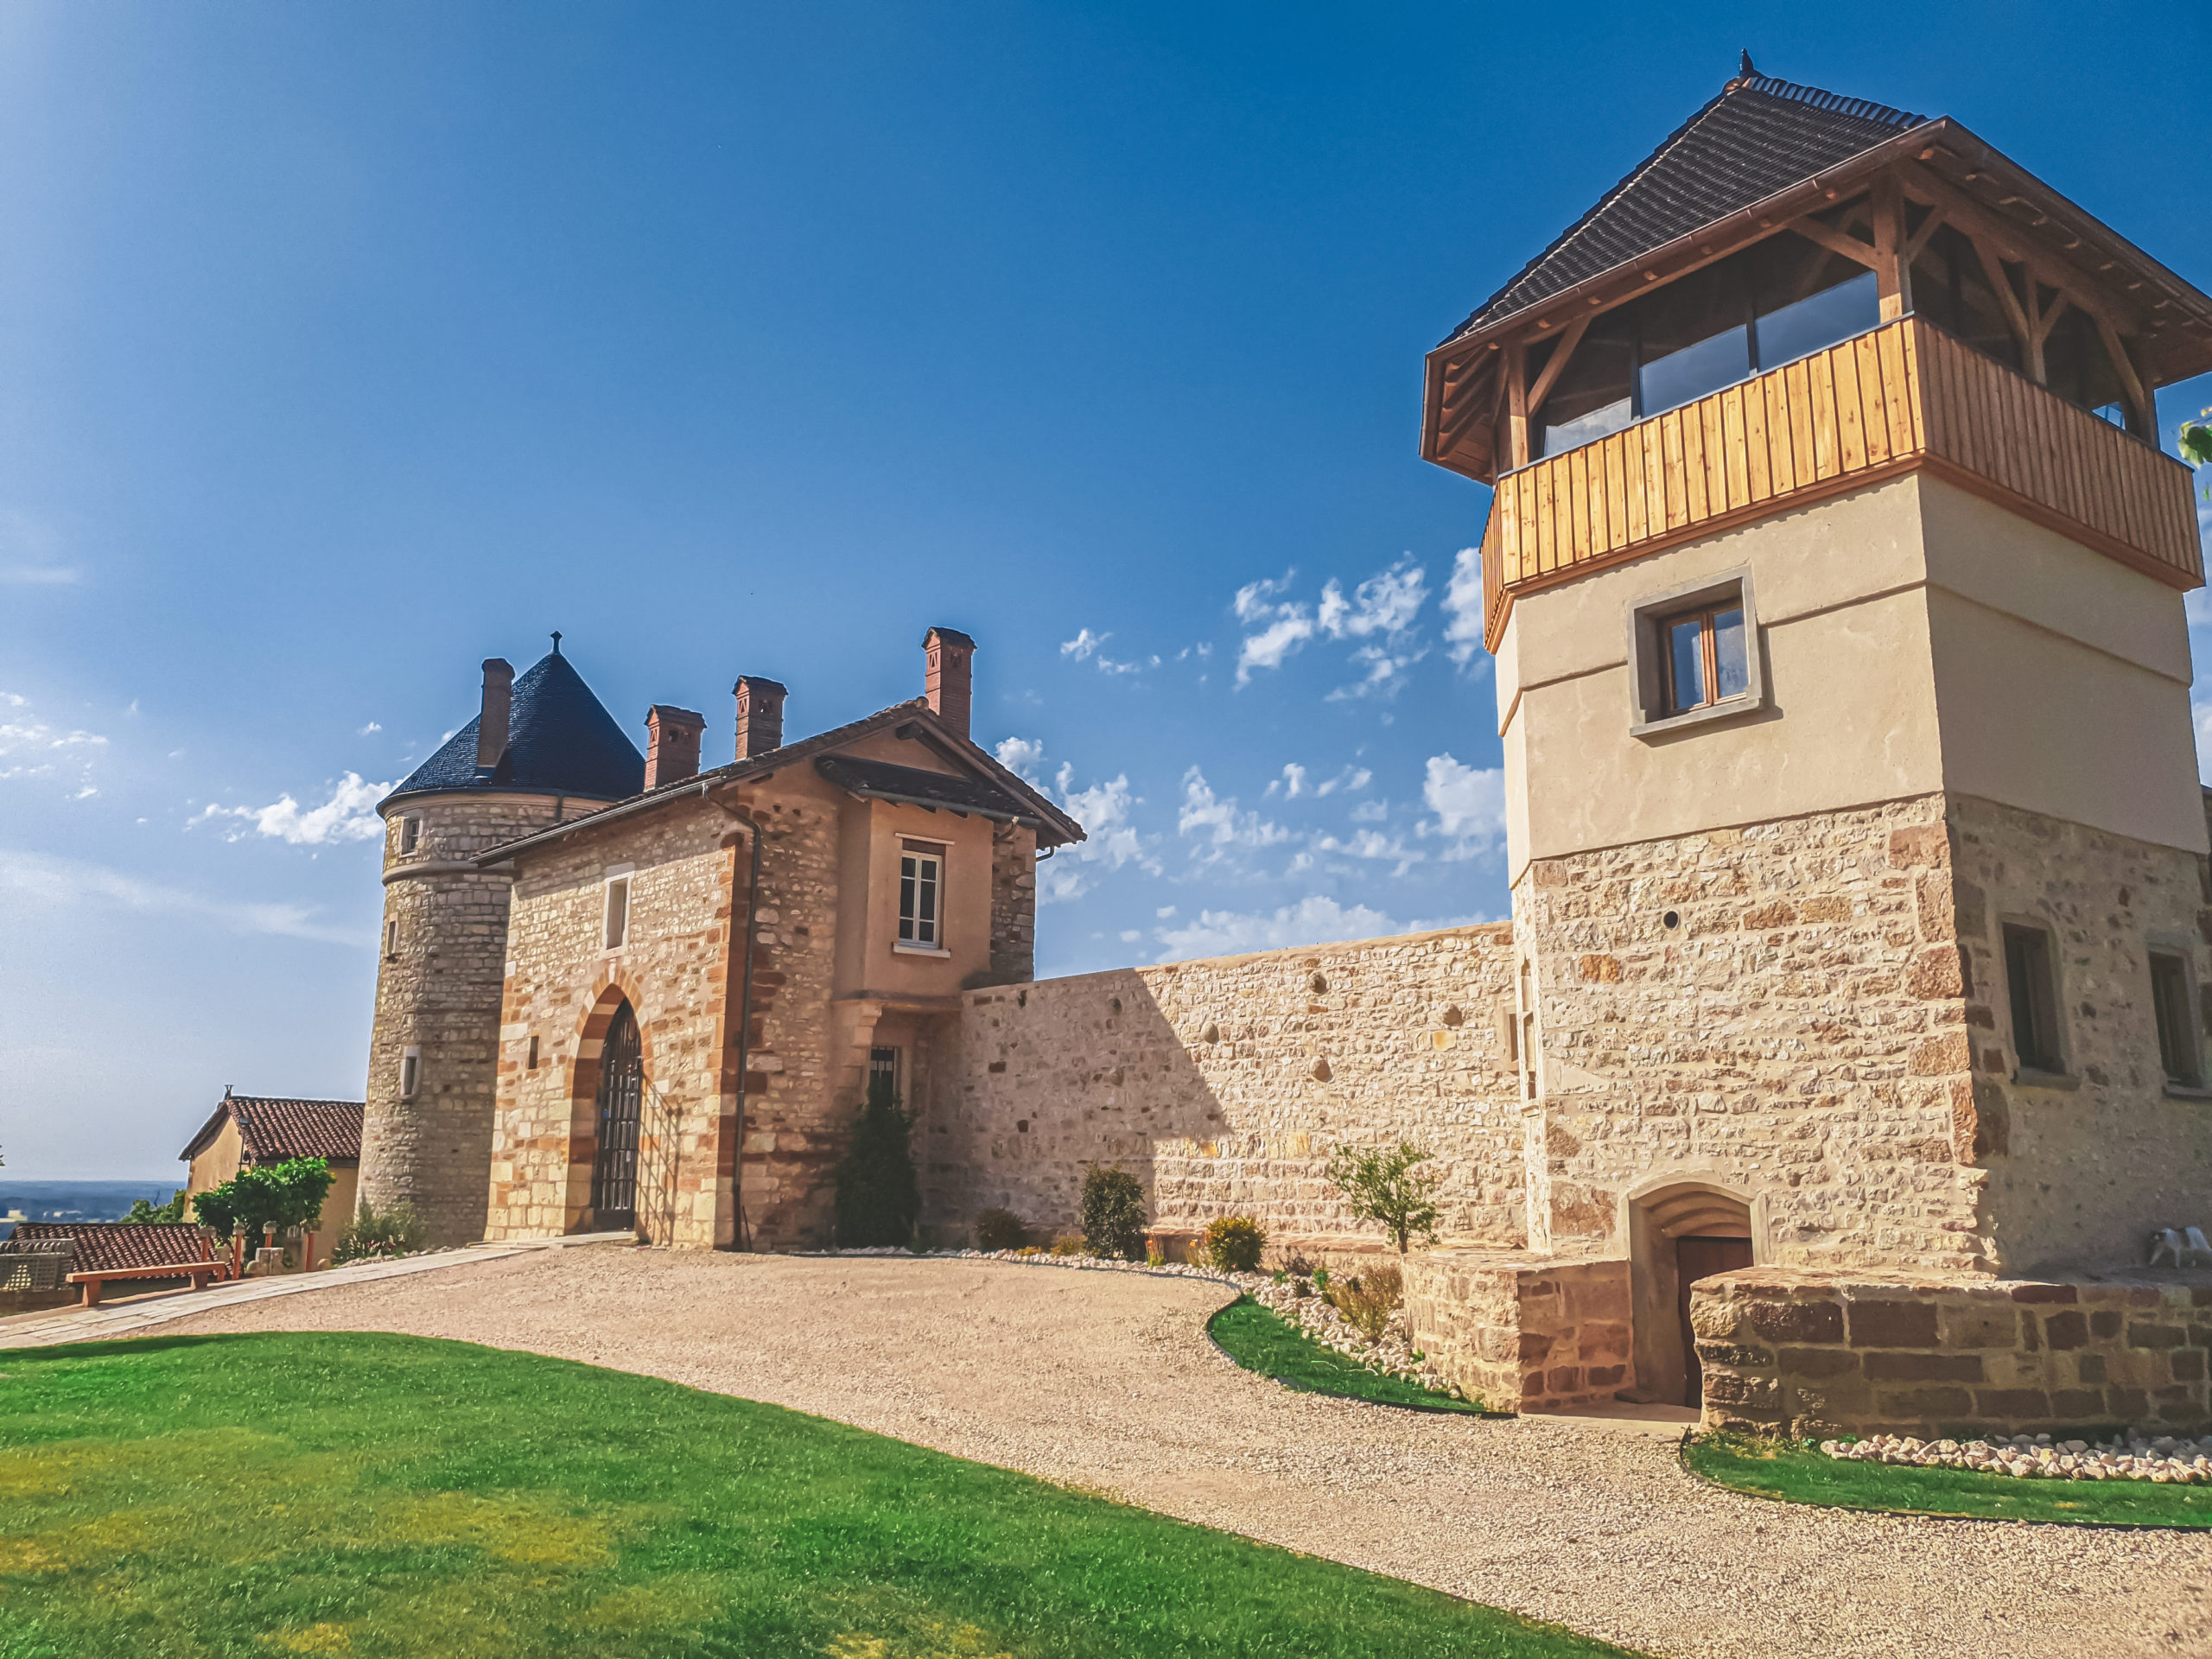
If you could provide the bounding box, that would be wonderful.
[589,1001,644,1233]
[1627,1181,1756,1408]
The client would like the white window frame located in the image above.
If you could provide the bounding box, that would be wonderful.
[397,815,423,855]
[603,866,634,951]
[895,841,949,955]
[400,1046,422,1100]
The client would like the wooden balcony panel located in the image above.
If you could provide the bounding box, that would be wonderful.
[1477,316,2202,652]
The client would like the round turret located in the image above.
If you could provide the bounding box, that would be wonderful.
[359,644,644,1246]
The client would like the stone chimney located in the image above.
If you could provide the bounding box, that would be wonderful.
[475,658,515,773]
[734,677,788,760]
[643,705,706,790]
[923,626,976,739]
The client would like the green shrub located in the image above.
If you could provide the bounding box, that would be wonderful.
[192,1158,337,1250]
[1324,1142,1441,1253]
[1200,1215,1267,1273]
[1326,1262,1404,1344]
[974,1208,1027,1252]
[1078,1165,1147,1262]
[833,1071,920,1248]
[1048,1233,1086,1257]
[121,1191,187,1224]
[331,1200,427,1264]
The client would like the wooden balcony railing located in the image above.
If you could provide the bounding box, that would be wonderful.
[1478,315,2203,651]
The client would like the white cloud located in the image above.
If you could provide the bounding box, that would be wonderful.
[1155,904,1177,918]
[358,721,383,735]
[0,698,107,787]
[1177,767,1289,860]
[1442,545,1484,666]
[995,736,1048,784]
[0,848,364,945]
[1421,753,1507,859]
[2195,699,2212,785]
[1349,798,1388,823]
[198,772,391,846]
[1311,826,1421,876]
[1234,559,1431,694]
[1315,765,1370,797]
[1268,762,1308,799]
[1060,628,1108,661]
[1154,893,1403,961]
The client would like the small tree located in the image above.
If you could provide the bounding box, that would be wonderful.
[1078,1165,1147,1261]
[192,1158,336,1253]
[833,1071,920,1248]
[1325,1142,1441,1254]
[122,1191,188,1224]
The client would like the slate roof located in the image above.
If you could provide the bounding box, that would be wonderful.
[383,649,645,809]
[814,754,1052,827]
[180,1096,363,1165]
[480,699,1085,863]
[0,1223,213,1274]
[1446,74,1928,343]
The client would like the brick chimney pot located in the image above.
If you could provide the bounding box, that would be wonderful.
[475,659,515,773]
[923,626,976,739]
[734,677,789,760]
[644,704,707,790]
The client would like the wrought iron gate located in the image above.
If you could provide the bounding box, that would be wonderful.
[590,1002,644,1232]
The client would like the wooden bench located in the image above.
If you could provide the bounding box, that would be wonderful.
[67,1258,233,1308]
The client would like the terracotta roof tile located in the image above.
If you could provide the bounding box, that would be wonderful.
[230,1098,364,1164]
[0,1223,213,1274]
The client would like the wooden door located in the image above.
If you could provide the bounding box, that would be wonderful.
[589,1003,644,1232]
[1676,1235,1755,1407]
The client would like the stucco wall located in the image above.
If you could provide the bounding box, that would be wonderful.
[922,925,1526,1248]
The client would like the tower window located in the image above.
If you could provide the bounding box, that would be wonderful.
[868,1046,901,1100]
[897,842,944,950]
[2003,923,2064,1075]
[2150,950,2201,1088]
[400,1046,422,1100]
[527,1033,541,1071]
[604,874,632,950]
[1661,602,1750,715]
[1629,570,1764,735]
[398,816,423,855]
[385,919,398,959]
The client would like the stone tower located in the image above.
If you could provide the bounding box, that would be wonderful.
[1421,71,2212,1402]
[361,642,644,1245]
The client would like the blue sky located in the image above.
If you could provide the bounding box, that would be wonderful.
[3,2,2209,1179]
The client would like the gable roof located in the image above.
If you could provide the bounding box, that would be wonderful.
[814,754,1052,828]
[478,700,1084,864]
[0,1223,212,1273]
[1446,74,1928,344]
[181,1096,363,1165]
[383,649,645,810]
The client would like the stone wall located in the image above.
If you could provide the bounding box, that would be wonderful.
[1947,793,2212,1274]
[1693,1266,2212,1438]
[986,823,1038,985]
[487,794,740,1249]
[364,791,571,1247]
[1403,1249,1632,1412]
[1511,795,1987,1271]
[922,925,1525,1249]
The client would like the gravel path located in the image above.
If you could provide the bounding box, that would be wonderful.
[149,1246,2208,1659]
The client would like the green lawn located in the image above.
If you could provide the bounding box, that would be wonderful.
[1684,1432,2212,1529]
[1206,1297,1496,1415]
[0,1332,1637,1659]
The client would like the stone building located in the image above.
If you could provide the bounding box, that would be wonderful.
[362,626,1082,1252]
[358,67,2211,1438]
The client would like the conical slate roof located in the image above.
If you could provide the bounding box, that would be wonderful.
[384,649,644,807]
[1445,74,1927,344]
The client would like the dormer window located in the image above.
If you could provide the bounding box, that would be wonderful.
[897,842,944,952]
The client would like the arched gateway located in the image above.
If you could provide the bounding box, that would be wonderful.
[1626,1180,1757,1408]
[588,1002,645,1234]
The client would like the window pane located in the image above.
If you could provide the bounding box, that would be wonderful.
[1712,607,1748,699]
[1541,397,1634,459]
[1753,270,1877,370]
[916,857,938,942]
[899,867,916,939]
[1668,618,1706,710]
[1640,324,1750,417]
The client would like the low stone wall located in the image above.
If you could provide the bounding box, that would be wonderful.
[1404,1249,1632,1414]
[1693,1267,2212,1438]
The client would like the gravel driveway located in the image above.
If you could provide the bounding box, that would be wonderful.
[149,1246,2208,1659]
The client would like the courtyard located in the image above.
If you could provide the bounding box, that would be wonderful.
[10,1245,2201,1659]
